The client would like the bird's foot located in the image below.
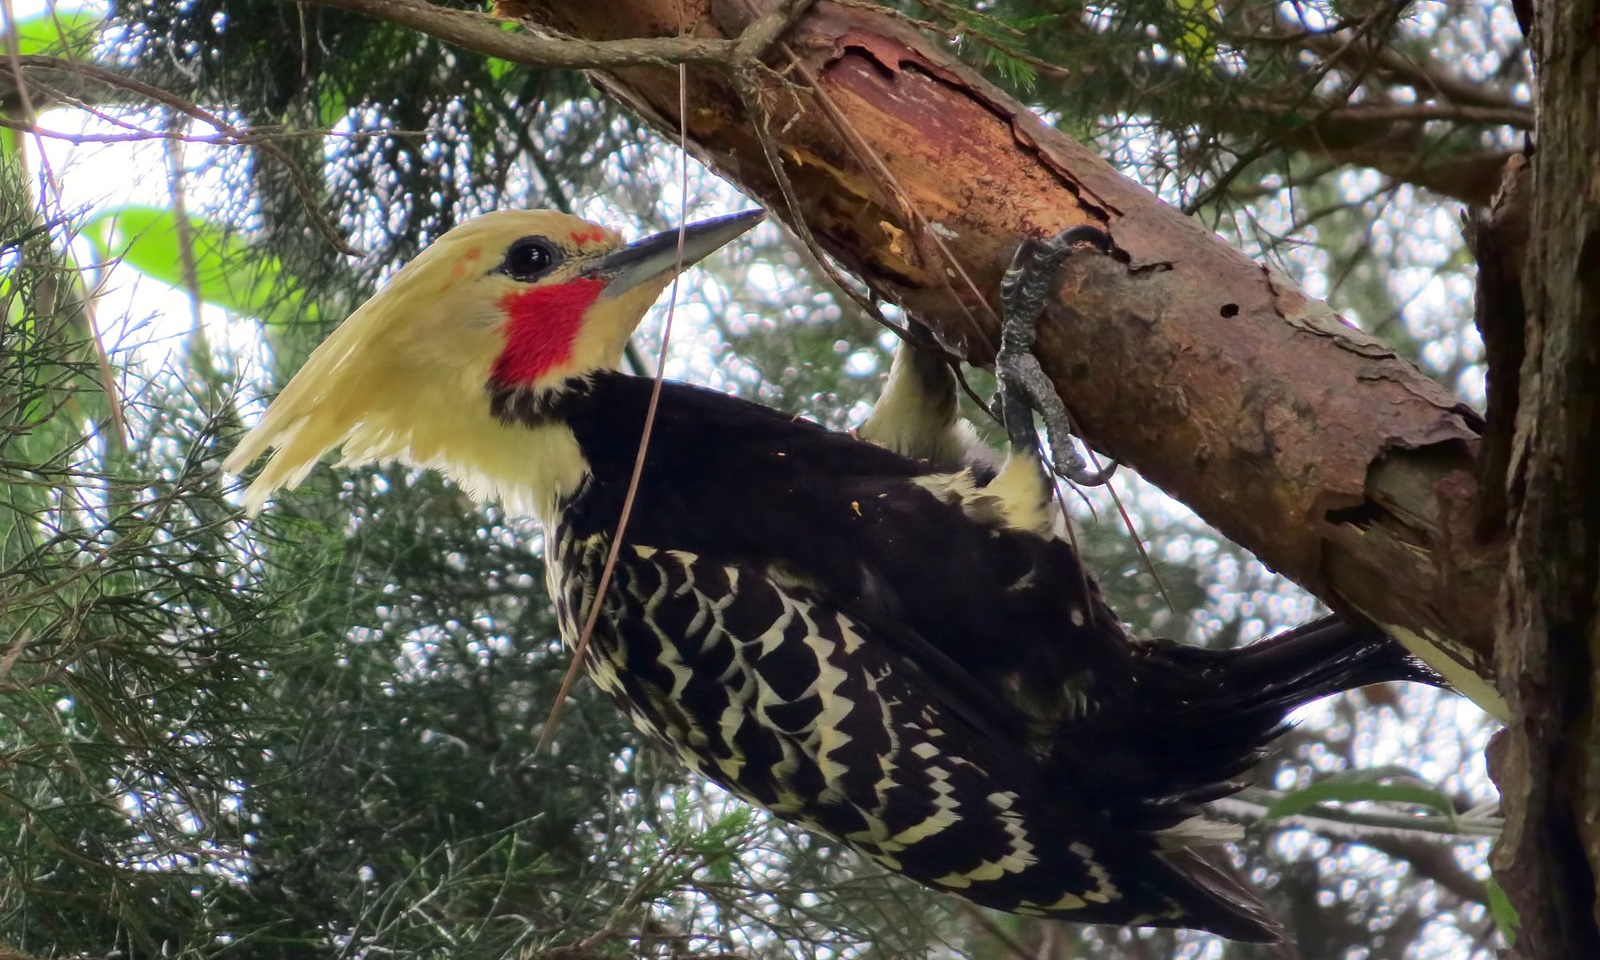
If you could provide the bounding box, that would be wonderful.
[995,225,1118,487]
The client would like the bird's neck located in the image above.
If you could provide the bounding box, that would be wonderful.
[449,421,588,525]
[405,378,590,524]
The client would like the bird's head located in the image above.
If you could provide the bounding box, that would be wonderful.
[224,208,763,519]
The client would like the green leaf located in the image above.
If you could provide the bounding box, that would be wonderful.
[317,86,350,128]
[486,57,515,82]
[5,7,106,58]
[981,47,1037,92]
[1167,0,1220,61]
[1485,876,1519,946]
[1262,766,1458,823]
[82,204,311,324]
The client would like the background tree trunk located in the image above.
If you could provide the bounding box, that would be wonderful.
[1489,0,1600,954]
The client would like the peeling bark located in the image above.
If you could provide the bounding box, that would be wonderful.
[1488,0,1600,954]
[1467,154,1530,542]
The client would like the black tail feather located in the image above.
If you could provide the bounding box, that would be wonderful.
[1153,847,1285,943]
[1189,614,1446,706]
[1041,615,1444,943]
[1048,615,1446,822]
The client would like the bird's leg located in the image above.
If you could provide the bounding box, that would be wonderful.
[995,225,1118,487]
[861,317,1008,472]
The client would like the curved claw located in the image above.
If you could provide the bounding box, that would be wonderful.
[994,225,1117,486]
[999,225,1114,348]
[1053,447,1118,488]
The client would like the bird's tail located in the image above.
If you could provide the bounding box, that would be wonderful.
[1049,614,1445,827]
[1044,615,1443,943]
[1187,613,1444,703]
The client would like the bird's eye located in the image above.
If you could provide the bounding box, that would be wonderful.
[499,237,562,282]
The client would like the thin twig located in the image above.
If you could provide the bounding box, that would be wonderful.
[783,48,1000,350]
[1298,25,1519,112]
[831,0,1073,80]
[732,62,915,343]
[7,55,357,256]
[537,63,696,753]
[1185,4,1402,214]
[732,47,1004,451]
[163,111,209,365]
[1219,786,1503,839]
[0,115,431,144]
[959,903,1036,960]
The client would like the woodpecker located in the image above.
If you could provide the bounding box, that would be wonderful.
[226,209,1439,943]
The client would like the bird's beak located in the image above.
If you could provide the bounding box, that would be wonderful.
[588,209,765,298]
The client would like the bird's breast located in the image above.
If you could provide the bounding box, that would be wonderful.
[542,518,1166,924]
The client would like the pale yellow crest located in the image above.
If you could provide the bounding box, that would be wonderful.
[223,210,629,521]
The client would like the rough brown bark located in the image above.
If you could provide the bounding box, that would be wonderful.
[291,0,1508,712]
[1467,155,1530,543]
[1488,0,1600,954]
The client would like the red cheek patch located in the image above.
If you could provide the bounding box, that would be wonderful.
[491,278,606,386]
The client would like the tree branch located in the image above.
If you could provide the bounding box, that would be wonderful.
[549,0,1506,713]
[1352,833,1491,907]
[301,0,735,65]
[1299,29,1525,114]
[285,0,814,69]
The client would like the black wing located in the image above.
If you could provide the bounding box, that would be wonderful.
[553,373,1135,741]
